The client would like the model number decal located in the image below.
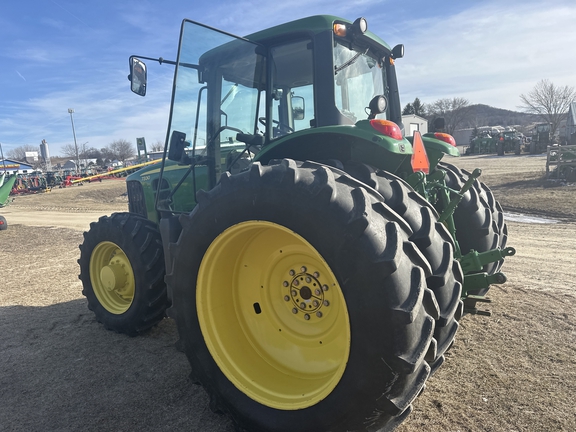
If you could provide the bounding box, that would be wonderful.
[141,175,151,181]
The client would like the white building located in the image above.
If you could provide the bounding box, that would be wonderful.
[0,158,34,174]
[401,114,428,136]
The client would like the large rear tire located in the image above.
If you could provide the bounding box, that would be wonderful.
[342,162,463,372]
[168,159,440,432]
[78,212,167,336]
[436,162,507,278]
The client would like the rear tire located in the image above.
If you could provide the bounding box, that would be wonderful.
[436,162,507,279]
[78,212,167,336]
[168,159,440,432]
[342,162,463,371]
[0,215,7,230]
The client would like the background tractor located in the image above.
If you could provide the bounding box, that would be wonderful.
[467,129,521,156]
[526,122,552,154]
[78,15,514,432]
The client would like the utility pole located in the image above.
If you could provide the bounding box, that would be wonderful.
[68,108,80,173]
[0,141,7,174]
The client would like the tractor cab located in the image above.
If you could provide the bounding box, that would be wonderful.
[129,16,409,218]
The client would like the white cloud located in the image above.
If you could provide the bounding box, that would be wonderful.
[395,1,576,109]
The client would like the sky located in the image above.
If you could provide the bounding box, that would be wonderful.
[1,0,575,157]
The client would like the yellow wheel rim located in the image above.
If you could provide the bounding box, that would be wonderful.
[197,221,350,410]
[89,241,135,314]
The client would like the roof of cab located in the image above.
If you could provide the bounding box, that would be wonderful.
[244,15,391,50]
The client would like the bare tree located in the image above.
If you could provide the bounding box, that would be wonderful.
[59,144,79,159]
[426,97,471,135]
[6,144,39,162]
[108,139,136,162]
[150,140,164,152]
[519,79,576,137]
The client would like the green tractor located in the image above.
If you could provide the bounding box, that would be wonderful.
[79,15,514,432]
[468,131,498,154]
[467,129,521,156]
[527,122,552,154]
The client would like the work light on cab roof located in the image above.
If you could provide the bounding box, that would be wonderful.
[333,17,368,37]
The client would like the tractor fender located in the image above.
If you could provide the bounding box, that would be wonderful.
[255,123,413,174]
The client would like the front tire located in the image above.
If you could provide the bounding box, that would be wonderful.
[168,160,440,432]
[78,212,167,336]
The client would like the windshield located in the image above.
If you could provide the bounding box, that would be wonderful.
[333,42,387,123]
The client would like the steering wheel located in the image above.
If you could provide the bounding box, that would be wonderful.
[259,117,294,133]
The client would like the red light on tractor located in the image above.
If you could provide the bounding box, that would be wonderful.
[434,132,456,147]
[411,131,430,174]
[370,119,403,140]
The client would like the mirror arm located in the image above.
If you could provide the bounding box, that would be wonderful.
[131,55,200,70]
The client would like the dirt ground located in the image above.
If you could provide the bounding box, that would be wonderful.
[1,154,575,431]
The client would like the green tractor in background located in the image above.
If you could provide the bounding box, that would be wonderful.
[467,128,521,156]
[78,16,514,432]
[527,122,552,154]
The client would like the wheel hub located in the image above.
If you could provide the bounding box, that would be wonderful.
[99,261,129,294]
[284,267,331,320]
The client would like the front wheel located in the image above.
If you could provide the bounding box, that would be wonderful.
[168,160,440,432]
[78,212,168,336]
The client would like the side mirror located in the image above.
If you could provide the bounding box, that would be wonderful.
[129,57,147,96]
[167,131,188,163]
[391,44,404,59]
[292,96,305,121]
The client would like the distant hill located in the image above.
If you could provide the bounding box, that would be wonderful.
[461,104,540,129]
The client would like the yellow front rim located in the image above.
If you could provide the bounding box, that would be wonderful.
[197,221,350,410]
[89,241,135,314]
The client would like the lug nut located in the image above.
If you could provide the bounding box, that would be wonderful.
[313,271,320,278]
[289,269,295,276]
[316,311,323,318]
[291,290,297,296]
[284,295,290,302]
[305,276,311,283]
[300,302,306,309]
[313,300,319,307]
[301,266,307,273]
[292,308,298,314]
[322,284,329,291]
[283,281,289,287]
[315,289,321,296]
[304,314,310,320]
[293,280,299,286]
[323,300,330,306]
